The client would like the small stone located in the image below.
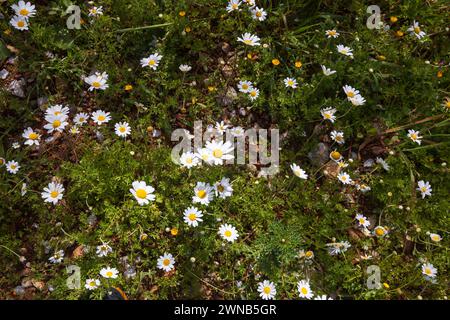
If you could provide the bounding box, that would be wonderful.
[7,78,26,98]
[14,286,25,296]
[0,69,9,79]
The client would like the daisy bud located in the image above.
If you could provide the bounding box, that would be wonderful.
[190,257,196,263]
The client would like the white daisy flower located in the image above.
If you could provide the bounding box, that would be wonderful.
[374,226,388,237]
[96,243,113,257]
[237,80,253,93]
[84,71,109,91]
[100,267,119,279]
[248,87,260,101]
[130,181,155,205]
[10,15,29,31]
[325,29,339,38]
[297,280,314,299]
[230,126,244,137]
[69,126,80,135]
[257,280,276,300]
[179,64,192,72]
[342,85,360,99]
[355,214,370,228]
[195,148,213,165]
[44,114,69,133]
[376,157,390,171]
[326,241,351,255]
[91,110,111,125]
[205,139,234,165]
[330,130,345,145]
[49,250,64,264]
[46,104,70,117]
[251,7,267,21]
[284,77,298,89]
[140,53,163,70]
[237,32,261,46]
[407,129,422,145]
[218,223,239,242]
[85,278,100,290]
[337,44,353,57]
[22,127,40,146]
[215,121,229,135]
[41,182,64,205]
[157,253,175,272]
[192,182,214,205]
[421,263,437,278]
[321,65,336,76]
[356,183,371,193]
[6,160,20,174]
[226,0,241,13]
[214,177,233,199]
[180,151,200,168]
[416,180,432,198]
[290,163,308,179]
[183,206,203,227]
[428,233,442,242]
[349,94,366,106]
[321,107,336,122]
[12,142,20,149]
[11,1,37,19]
[407,21,426,39]
[337,172,352,185]
[114,122,131,137]
[74,112,89,126]
[329,150,343,162]
[88,6,103,17]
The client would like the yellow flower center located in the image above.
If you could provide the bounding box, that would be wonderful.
[10,164,16,169]
[136,189,147,199]
[305,251,313,258]
[359,218,365,224]
[446,101,450,108]
[79,117,85,122]
[171,228,178,236]
[179,11,186,16]
[375,228,385,236]
[242,84,249,90]
[328,30,336,36]
[411,133,417,140]
[341,176,347,181]
[295,61,302,68]
[414,27,421,34]
[335,135,343,141]
[243,39,253,45]
[331,151,341,160]
[301,287,308,295]
[213,149,223,158]
[29,132,38,140]
[250,90,257,97]
[324,113,331,119]
[288,80,294,86]
[272,59,280,65]
[217,185,225,193]
[98,115,106,122]
[106,271,113,277]
[50,191,59,198]
[188,213,197,221]
[197,190,207,199]
[421,187,427,192]
[256,11,262,17]
[163,258,170,266]
[17,20,25,28]
[224,230,232,237]
[53,120,61,128]
[341,49,348,54]
[232,4,238,9]
[431,235,440,242]
[19,9,29,16]
[119,127,126,133]
[263,287,271,294]
[92,81,101,88]
[347,91,355,98]
[186,157,193,164]
[424,268,431,275]
[89,281,96,287]
[148,59,155,66]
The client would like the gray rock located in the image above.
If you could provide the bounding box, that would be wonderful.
[7,78,26,98]
[0,69,9,79]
